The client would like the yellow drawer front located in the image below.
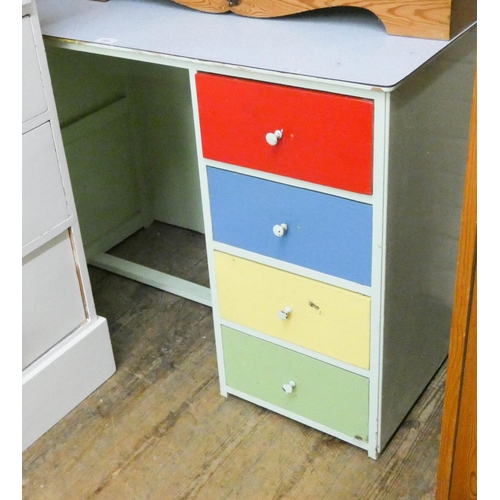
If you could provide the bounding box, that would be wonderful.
[215,252,370,369]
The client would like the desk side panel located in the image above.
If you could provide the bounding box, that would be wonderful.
[380,28,476,449]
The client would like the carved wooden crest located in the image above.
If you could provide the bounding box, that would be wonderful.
[170,0,476,40]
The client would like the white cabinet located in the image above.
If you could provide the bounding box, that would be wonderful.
[22,0,116,451]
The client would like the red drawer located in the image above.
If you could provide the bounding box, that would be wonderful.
[195,73,373,195]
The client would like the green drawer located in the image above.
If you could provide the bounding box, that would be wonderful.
[222,326,369,441]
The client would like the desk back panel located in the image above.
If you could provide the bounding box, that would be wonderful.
[46,50,204,254]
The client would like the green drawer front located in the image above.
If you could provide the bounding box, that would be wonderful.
[222,326,369,441]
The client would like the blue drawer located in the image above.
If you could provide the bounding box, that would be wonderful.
[207,168,372,286]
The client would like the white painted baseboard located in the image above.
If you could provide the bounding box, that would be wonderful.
[22,317,116,451]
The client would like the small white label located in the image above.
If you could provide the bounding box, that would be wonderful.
[94,37,119,44]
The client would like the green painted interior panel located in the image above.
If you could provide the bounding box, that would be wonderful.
[46,48,130,127]
[222,326,369,441]
[45,49,204,253]
[61,97,142,250]
[129,63,204,233]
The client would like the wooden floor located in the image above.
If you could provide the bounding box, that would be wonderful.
[22,222,446,500]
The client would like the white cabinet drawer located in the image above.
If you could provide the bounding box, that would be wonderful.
[22,15,47,123]
[22,231,87,369]
[22,122,70,248]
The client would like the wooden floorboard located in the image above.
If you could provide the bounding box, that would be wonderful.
[106,222,210,288]
[22,222,445,499]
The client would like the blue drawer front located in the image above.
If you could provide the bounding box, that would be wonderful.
[207,168,372,286]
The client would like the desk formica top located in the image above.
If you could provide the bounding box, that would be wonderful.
[37,0,470,90]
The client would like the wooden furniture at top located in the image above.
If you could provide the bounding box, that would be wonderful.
[35,0,475,458]
[171,0,477,40]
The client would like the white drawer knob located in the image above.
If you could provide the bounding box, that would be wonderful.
[278,306,292,320]
[273,223,288,237]
[282,381,296,394]
[265,129,283,146]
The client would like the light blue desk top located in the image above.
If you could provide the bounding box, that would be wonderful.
[37,0,470,89]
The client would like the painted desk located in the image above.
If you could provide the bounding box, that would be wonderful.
[36,0,476,458]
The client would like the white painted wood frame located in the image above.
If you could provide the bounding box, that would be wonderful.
[22,0,116,450]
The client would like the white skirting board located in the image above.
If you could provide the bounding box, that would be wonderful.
[22,317,116,451]
[89,252,212,307]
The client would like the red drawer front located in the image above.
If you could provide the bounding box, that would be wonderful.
[195,73,373,195]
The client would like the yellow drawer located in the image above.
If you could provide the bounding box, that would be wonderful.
[215,252,370,369]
